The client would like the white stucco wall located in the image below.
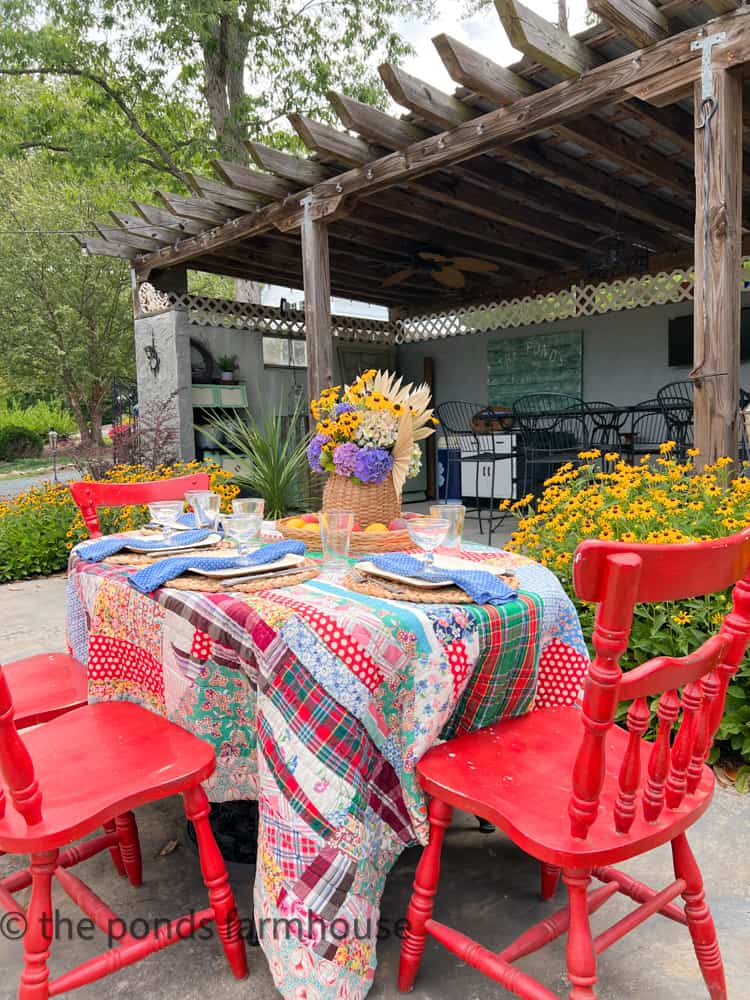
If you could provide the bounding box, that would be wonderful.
[396,296,750,408]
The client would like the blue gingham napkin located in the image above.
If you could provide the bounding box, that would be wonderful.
[128,539,306,594]
[368,553,517,605]
[75,528,214,563]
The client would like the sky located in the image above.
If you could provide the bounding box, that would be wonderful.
[393,1,590,95]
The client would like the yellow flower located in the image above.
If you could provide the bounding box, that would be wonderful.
[672,610,692,626]
[659,441,676,454]
[687,447,700,458]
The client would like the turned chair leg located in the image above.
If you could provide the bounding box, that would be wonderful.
[182,784,248,980]
[115,811,143,887]
[18,850,58,1000]
[103,819,126,877]
[672,834,726,1000]
[563,869,597,1000]
[398,797,453,993]
[540,862,562,901]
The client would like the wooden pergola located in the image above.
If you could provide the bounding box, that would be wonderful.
[84,1,750,463]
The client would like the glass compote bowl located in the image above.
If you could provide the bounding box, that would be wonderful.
[406,516,450,569]
[223,513,262,564]
[147,501,185,543]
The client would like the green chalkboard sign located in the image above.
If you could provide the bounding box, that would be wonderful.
[488,331,583,407]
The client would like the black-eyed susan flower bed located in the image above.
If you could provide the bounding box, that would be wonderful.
[0,461,238,584]
[505,442,750,778]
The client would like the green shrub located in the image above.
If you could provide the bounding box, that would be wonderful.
[0,398,77,438]
[0,425,44,461]
[507,445,750,776]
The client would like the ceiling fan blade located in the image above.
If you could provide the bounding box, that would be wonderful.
[450,257,498,273]
[418,252,449,262]
[433,268,466,289]
[382,268,416,288]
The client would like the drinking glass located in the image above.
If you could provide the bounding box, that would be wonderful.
[232,498,265,517]
[406,516,450,568]
[147,501,185,542]
[185,490,221,529]
[430,503,465,552]
[320,510,354,577]
[223,513,262,563]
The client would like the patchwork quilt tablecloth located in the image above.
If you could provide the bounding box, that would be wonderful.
[66,545,588,1000]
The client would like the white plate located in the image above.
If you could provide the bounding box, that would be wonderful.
[355,554,512,589]
[124,532,222,555]
[189,552,305,578]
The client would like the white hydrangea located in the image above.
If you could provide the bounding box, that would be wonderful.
[354,410,398,449]
[407,442,422,479]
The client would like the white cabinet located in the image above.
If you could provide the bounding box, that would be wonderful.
[460,434,516,500]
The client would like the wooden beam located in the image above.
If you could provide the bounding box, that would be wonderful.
[76,236,138,260]
[132,201,205,236]
[693,69,743,464]
[328,90,425,149]
[494,0,600,78]
[186,174,262,212]
[246,141,333,187]
[288,113,383,166]
[133,9,750,275]
[95,224,165,252]
[109,212,181,245]
[211,160,291,200]
[587,0,668,49]
[300,206,333,399]
[378,64,474,130]
[155,191,235,225]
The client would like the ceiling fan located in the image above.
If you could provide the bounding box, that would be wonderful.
[382,251,498,289]
[582,233,649,278]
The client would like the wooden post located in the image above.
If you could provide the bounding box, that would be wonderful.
[693,69,742,464]
[301,200,333,403]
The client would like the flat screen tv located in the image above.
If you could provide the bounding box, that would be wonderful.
[668,310,750,366]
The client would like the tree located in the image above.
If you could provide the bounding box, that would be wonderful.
[0,1,435,172]
[0,157,134,445]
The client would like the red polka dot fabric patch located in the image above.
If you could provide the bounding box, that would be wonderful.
[190,629,212,661]
[445,640,471,697]
[536,638,588,708]
[88,634,166,705]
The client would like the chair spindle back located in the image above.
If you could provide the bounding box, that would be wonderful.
[568,530,750,840]
[0,665,42,825]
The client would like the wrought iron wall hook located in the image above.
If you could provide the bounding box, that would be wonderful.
[144,331,161,377]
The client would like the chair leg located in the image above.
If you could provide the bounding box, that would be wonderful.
[540,862,561,901]
[19,850,57,1000]
[103,820,126,877]
[182,784,248,980]
[563,869,597,1000]
[115,811,142,887]
[672,833,726,1000]
[398,797,453,993]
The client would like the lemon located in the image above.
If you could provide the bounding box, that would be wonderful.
[364,522,388,533]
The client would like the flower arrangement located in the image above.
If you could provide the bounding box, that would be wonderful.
[506,442,750,782]
[307,370,436,495]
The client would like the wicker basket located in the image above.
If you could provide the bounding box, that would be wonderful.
[322,474,401,528]
[276,516,411,554]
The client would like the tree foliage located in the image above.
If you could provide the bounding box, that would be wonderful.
[0,158,134,444]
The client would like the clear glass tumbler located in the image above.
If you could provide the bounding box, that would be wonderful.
[185,490,221,529]
[232,498,265,516]
[430,503,466,552]
[320,510,354,576]
[223,513,262,563]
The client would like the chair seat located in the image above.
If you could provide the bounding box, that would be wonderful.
[0,702,216,852]
[417,706,715,869]
[5,653,88,727]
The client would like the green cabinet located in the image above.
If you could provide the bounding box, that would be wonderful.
[191,383,248,409]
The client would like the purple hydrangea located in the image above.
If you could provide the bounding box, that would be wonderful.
[333,442,360,477]
[353,447,394,484]
[307,433,330,473]
[334,402,357,417]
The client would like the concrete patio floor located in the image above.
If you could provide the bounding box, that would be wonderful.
[1,536,748,999]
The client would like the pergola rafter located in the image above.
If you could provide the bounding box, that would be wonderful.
[83,1,750,462]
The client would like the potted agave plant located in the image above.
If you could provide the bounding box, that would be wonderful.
[218,354,239,382]
[305,369,437,529]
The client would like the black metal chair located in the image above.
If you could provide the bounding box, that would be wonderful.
[657,381,693,457]
[512,393,590,496]
[626,399,670,463]
[435,401,514,545]
[585,401,630,452]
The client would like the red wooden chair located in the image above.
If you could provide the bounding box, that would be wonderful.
[69,472,211,538]
[399,529,750,1000]
[0,665,248,996]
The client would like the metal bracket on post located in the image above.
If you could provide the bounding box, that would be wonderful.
[691,31,726,124]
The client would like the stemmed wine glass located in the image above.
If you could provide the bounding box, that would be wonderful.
[147,501,185,544]
[406,516,450,569]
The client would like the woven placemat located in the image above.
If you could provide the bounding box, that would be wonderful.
[342,569,520,605]
[161,558,320,593]
[104,541,235,568]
